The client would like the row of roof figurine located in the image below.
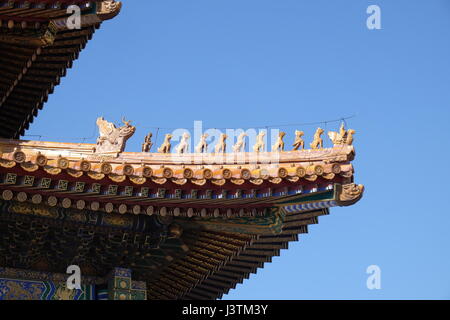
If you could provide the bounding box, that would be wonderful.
[94,117,355,154]
[140,123,355,154]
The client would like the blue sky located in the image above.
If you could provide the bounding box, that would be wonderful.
[26,0,450,299]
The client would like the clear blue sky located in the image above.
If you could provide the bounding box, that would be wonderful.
[26,0,450,299]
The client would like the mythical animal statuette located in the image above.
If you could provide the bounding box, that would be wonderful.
[98,0,122,17]
[346,129,355,145]
[310,128,324,150]
[233,133,247,152]
[95,117,136,154]
[176,132,190,154]
[292,130,305,151]
[328,123,355,146]
[215,134,228,153]
[158,134,173,153]
[272,132,286,152]
[253,131,266,153]
[336,183,365,206]
[142,132,153,152]
[195,133,209,153]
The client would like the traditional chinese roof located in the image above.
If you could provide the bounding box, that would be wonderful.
[0,137,364,299]
[0,1,365,300]
[0,139,357,213]
[0,0,122,138]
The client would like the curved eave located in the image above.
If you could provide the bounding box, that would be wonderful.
[0,139,364,299]
[0,140,357,212]
[0,138,364,222]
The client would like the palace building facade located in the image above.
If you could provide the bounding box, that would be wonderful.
[0,1,363,300]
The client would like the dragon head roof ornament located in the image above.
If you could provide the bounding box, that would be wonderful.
[97,1,123,20]
[94,117,136,154]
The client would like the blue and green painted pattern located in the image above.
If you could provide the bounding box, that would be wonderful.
[97,289,109,300]
[107,267,147,300]
[0,267,147,300]
[185,207,285,235]
[0,278,94,300]
[282,200,337,213]
[276,187,339,214]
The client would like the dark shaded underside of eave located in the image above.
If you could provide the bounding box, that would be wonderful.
[0,25,100,139]
[146,208,329,300]
[0,187,331,300]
